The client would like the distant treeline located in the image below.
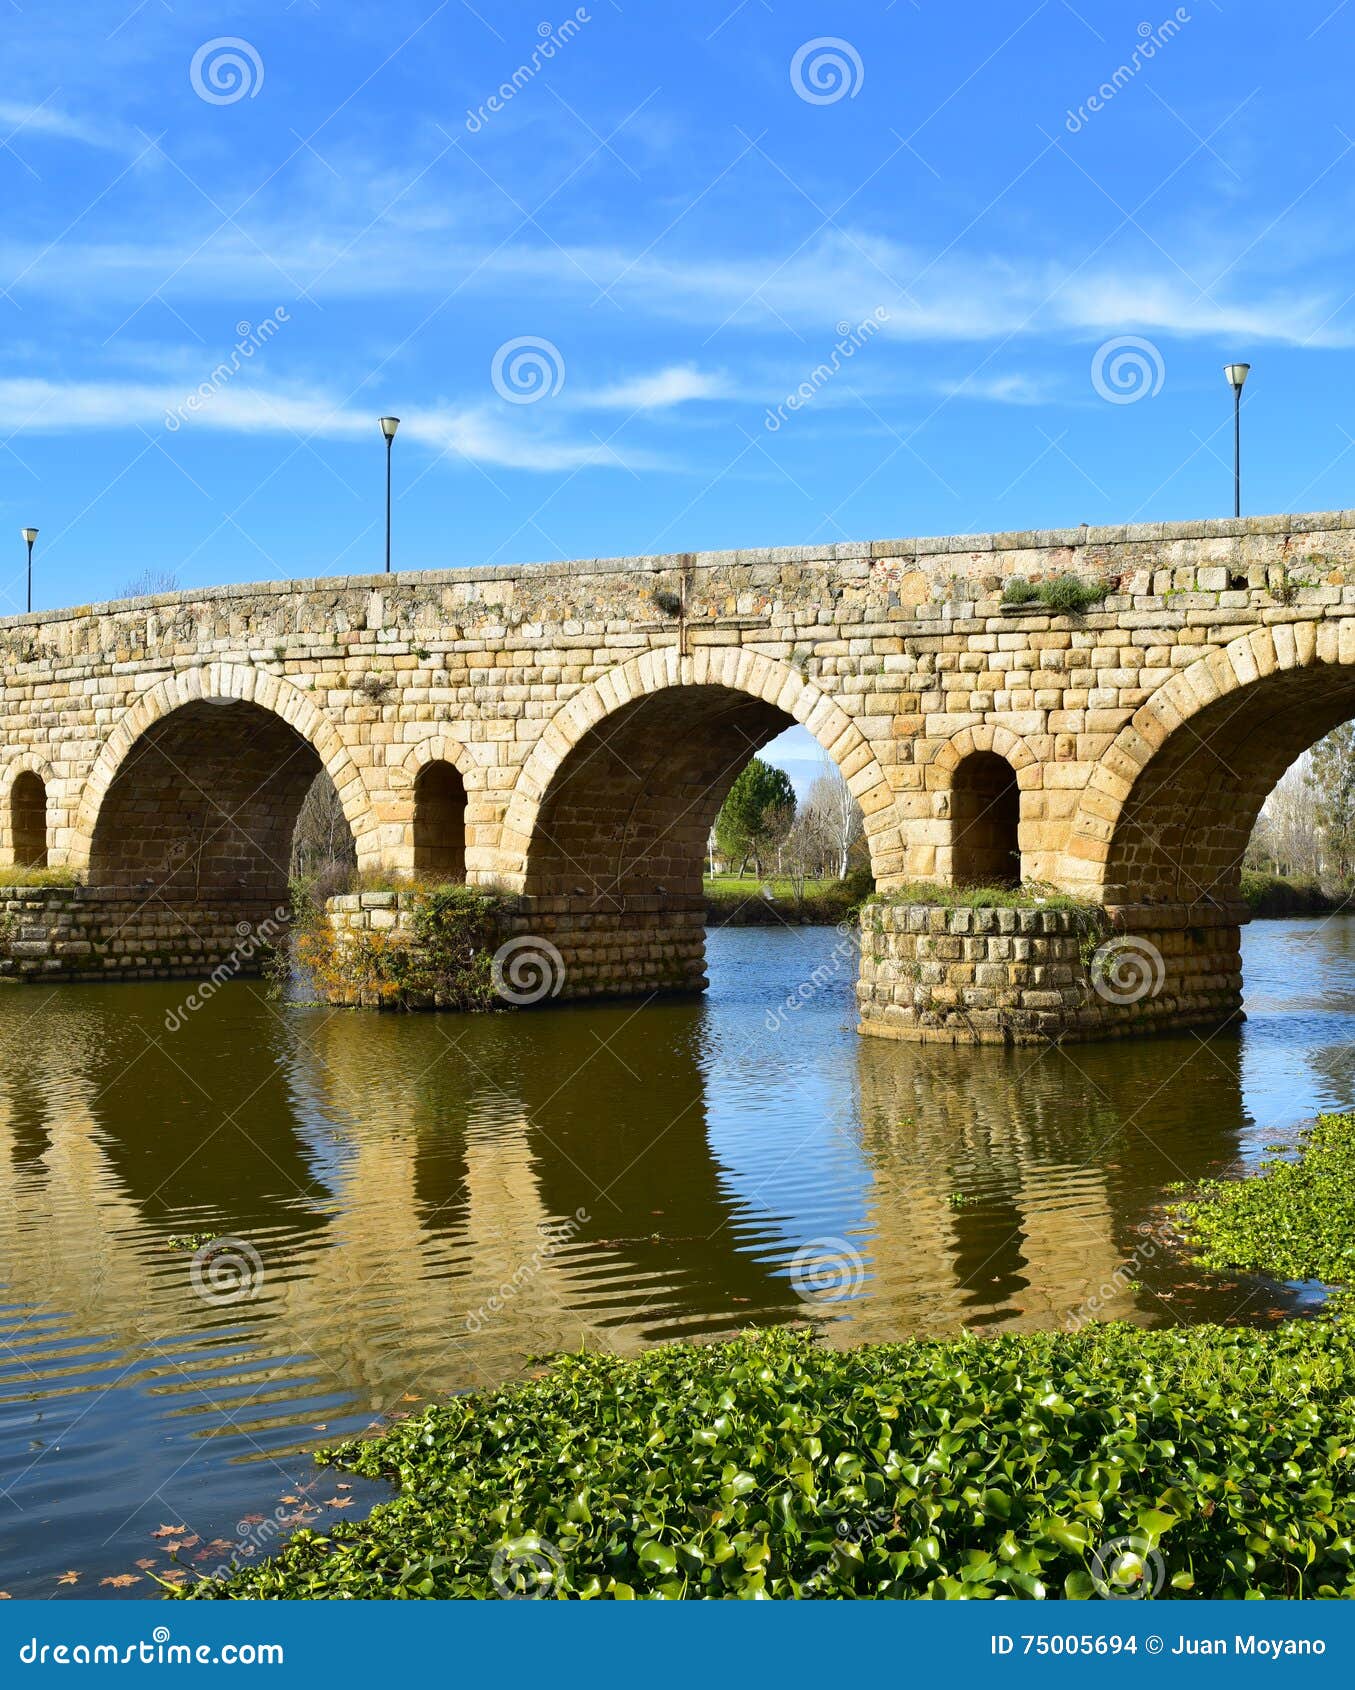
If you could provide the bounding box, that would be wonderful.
[1240,872,1349,919]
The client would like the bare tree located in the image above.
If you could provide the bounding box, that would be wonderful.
[291,772,356,891]
[802,758,863,879]
[118,569,181,599]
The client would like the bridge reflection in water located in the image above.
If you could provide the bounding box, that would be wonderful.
[0,920,1340,1593]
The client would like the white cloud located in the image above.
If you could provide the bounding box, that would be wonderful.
[2,222,1342,350]
[0,98,128,152]
[572,365,730,410]
[938,373,1053,405]
[0,377,648,473]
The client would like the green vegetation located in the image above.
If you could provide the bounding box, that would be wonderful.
[178,1320,1355,1601]
[0,865,81,888]
[1170,1111,1355,1289]
[863,881,1098,913]
[291,881,509,1010]
[1239,871,1343,919]
[714,758,796,876]
[1002,575,1108,615]
[705,870,870,926]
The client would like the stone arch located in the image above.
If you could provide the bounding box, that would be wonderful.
[1058,623,1355,904]
[390,736,477,881]
[1,753,57,870]
[69,664,377,878]
[500,645,895,892]
[927,726,1040,886]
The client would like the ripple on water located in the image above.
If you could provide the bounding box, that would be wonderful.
[0,918,1344,1592]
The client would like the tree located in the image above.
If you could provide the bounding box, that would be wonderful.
[291,771,357,892]
[715,758,795,875]
[118,569,181,599]
[802,758,864,878]
[1309,724,1355,886]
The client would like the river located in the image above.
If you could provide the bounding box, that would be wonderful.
[1,915,1350,1597]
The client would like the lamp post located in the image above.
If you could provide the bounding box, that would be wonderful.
[379,416,400,573]
[1224,363,1250,519]
[20,527,37,614]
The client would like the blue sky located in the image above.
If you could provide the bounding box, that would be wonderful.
[2,0,1352,633]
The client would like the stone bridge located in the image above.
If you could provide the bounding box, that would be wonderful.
[3,509,1354,1042]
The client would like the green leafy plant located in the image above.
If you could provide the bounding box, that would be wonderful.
[1001,577,1038,606]
[862,882,1098,914]
[178,1321,1355,1601]
[1170,1110,1355,1288]
[287,881,511,1011]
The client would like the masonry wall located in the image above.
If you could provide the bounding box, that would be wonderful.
[856,901,1244,1045]
[0,887,285,984]
[4,510,1355,1037]
[2,511,1355,898]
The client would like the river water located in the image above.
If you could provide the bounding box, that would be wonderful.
[1,916,1350,1597]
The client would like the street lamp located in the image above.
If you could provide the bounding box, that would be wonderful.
[379,416,400,573]
[1224,363,1250,519]
[20,527,37,614]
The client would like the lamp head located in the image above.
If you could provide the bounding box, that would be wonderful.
[1224,362,1251,391]
[379,416,400,441]
[20,527,37,544]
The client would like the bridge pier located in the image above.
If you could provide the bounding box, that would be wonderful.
[0,885,287,985]
[855,900,1245,1045]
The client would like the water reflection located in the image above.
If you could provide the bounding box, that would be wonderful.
[0,919,1346,1594]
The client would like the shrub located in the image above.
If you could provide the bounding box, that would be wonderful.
[1035,574,1107,615]
[290,882,510,1010]
[1001,576,1038,606]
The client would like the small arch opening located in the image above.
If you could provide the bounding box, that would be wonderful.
[10,771,48,870]
[413,761,467,880]
[951,751,1020,886]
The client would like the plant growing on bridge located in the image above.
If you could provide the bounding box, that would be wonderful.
[290,882,510,1011]
[1038,574,1107,614]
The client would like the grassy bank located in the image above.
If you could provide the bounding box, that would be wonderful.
[705,872,869,926]
[179,1319,1355,1600]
